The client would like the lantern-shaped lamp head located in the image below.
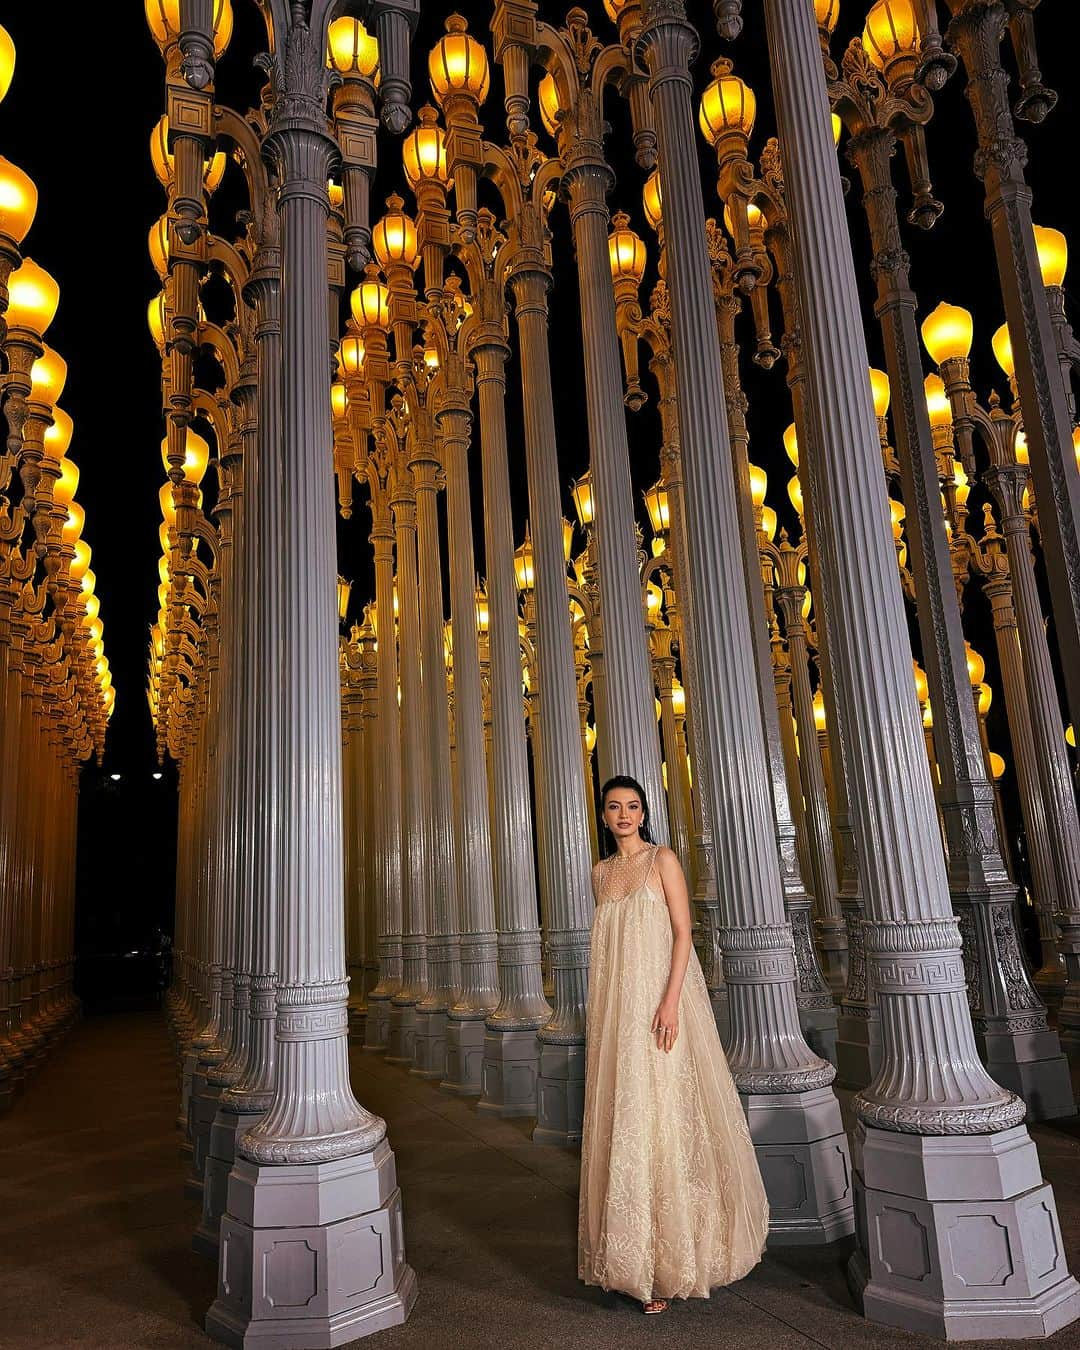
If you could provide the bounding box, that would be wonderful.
[429,14,490,107]
[54,457,79,507]
[475,584,490,635]
[161,428,211,485]
[643,170,662,233]
[327,17,379,80]
[372,194,419,272]
[924,373,952,429]
[513,530,535,592]
[29,345,67,407]
[538,73,561,137]
[6,257,60,336]
[869,367,891,419]
[351,268,390,330]
[788,473,804,517]
[337,575,352,624]
[991,322,1014,379]
[608,212,646,288]
[863,0,920,76]
[145,0,232,56]
[1033,224,1067,288]
[0,154,37,244]
[783,423,799,467]
[815,0,840,34]
[698,58,756,154]
[921,301,973,366]
[338,333,366,377]
[403,105,450,191]
[46,408,75,467]
[570,471,595,530]
[748,462,768,510]
[643,480,670,537]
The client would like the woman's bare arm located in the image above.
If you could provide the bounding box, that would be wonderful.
[652,847,694,1050]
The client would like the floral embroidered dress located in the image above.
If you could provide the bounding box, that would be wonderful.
[578,843,769,1302]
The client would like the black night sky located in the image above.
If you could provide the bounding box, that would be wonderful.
[3,2,1077,988]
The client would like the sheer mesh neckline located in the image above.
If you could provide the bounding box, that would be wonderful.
[598,842,660,903]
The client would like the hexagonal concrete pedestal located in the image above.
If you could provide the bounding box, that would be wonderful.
[477,1027,540,1119]
[533,1040,584,1147]
[362,996,391,1054]
[849,1122,1080,1339]
[745,1085,855,1245]
[441,1014,485,1096]
[410,1009,448,1081]
[205,1139,417,1348]
[194,1109,263,1259]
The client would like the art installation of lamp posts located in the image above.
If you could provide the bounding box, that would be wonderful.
[0,23,114,1115]
[0,0,1054,1344]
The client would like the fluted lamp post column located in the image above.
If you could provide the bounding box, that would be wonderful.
[205,15,416,1342]
[636,0,851,1244]
[761,0,1080,1334]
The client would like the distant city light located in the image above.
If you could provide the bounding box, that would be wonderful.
[152,772,162,780]
[110,773,122,782]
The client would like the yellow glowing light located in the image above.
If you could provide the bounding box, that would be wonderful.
[513,532,535,592]
[699,59,756,148]
[1066,724,1075,749]
[890,497,906,540]
[815,0,840,33]
[748,462,768,509]
[646,580,663,622]
[953,459,970,507]
[70,540,92,583]
[429,14,490,106]
[783,423,799,467]
[978,682,993,717]
[989,750,1005,779]
[671,679,686,718]
[922,301,973,366]
[1074,425,1080,473]
[788,473,804,516]
[812,687,827,732]
[1033,224,1067,288]
[863,0,920,70]
[570,472,594,529]
[44,406,74,460]
[832,112,842,148]
[148,292,167,350]
[538,73,561,138]
[1013,430,1029,465]
[403,106,450,189]
[338,333,366,375]
[643,480,670,536]
[913,660,929,706]
[643,170,663,232]
[150,116,225,191]
[869,367,891,419]
[924,373,952,429]
[84,594,100,623]
[964,642,985,688]
[149,215,170,280]
[331,381,349,420]
[608,216,646,285]
[62,501,85,545]
[722,201,764,238]
[159,482,177,526]
[351,276,390,329]
[161,429,211,485]
[761,504,778,541]
[158,555,170,588]
[327,17,379,78]
[29,345,67,407]
[54,457,79,506]
[328,180,344,212]
[0,24,13,104]
[991,322,1014,379]
[475,586,489,634]
[145,0,232,57]
[372,197,419,271]
[0,155,37,244]
[6,257,60,336]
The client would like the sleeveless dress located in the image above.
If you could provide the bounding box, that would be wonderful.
[577,844,770,1302]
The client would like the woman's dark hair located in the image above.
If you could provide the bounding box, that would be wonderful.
[599,775,654,855]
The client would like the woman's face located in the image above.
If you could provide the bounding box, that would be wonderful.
[603,788,644,842]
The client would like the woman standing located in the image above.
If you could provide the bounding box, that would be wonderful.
[578,775,769,1314]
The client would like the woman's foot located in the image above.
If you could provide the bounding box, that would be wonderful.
[642,1298,669,1315]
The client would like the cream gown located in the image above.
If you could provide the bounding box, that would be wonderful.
[577,843,770,1302]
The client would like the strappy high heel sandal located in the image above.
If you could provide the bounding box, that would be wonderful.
[642,1298,669,1315]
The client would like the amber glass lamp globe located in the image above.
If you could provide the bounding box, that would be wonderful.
[924,373,952,428]
[815,0,840,32]
[160,429,211,485]
[148,292,167,351]
[145,0,232,56]
[1033,224,1067,288]
[403,106,450,190]
[869,367,891,419]
[607,214,646,285]
[699,59,756,149]
[44,406,74,461]
[991,323,1014,378]
[337,333,366,376]
[62,500,85,545]
[372,195,419,271]
[149,216,170,280]
[30,345,68,407]
[0,24,14,104]
[863,0,920,70]
[53,457,80,507]
[7,257,60,336]
[0,155,37,244]
[921,301,973,365]
[429,14,490,107]
[783,423,799,467]
[351,274,390,329]
[537,73,561,137]
[327,17,379,78]
[70,540,91,584]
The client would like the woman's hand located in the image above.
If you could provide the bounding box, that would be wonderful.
[651,996,679,1053]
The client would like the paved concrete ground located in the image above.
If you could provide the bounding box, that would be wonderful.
[2,1013,1080,1349]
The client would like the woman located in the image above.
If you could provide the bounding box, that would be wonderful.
[578,775,769,1314]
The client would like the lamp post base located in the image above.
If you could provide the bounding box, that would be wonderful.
[849,1122,1080,1340]
[744,1086,855,1246]
[441,1013,486,1095]
[409,1008,447,1080]
[532,1040,584,1148]
[194,1109,264,1259]
[978,1027,1075,1124]
[205,1142,417,1349]
[362,995,391,1054]
[384,1003,416,1067]
[836,1007,881,1091]
[797,1005,839,1068]
[477,1026,541,1118]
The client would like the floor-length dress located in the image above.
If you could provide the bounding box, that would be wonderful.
[578,843,769,1302]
